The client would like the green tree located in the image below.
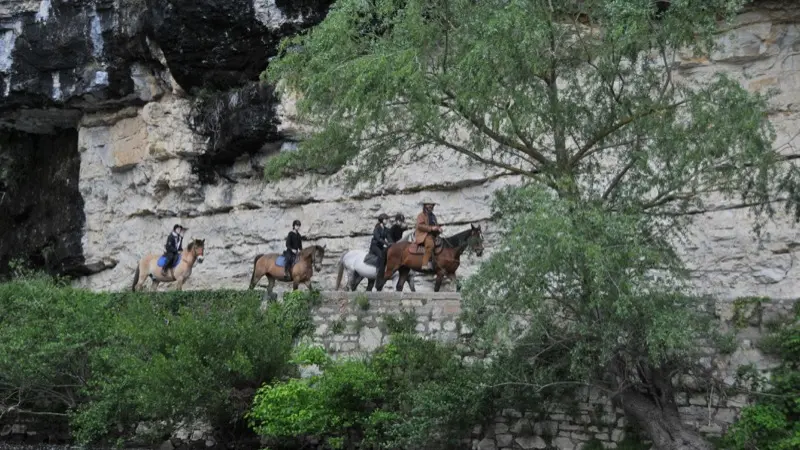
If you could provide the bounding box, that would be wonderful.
[265,1,800,449]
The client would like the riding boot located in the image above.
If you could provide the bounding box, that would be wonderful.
[284,266,292,281]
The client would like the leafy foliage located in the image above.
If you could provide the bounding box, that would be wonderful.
[462,185,717,403]
[723,305,800,450]
[0,276,316,445]
[265,0,797,222]
[248,333,492,449]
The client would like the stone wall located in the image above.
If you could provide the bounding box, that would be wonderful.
[308,292,797,450]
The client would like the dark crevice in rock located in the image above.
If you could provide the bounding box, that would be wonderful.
[187,82,282,183]
[0,128,86,278]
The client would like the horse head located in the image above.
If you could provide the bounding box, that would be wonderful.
[187,238,206,263]
[313,244,326,272]
[468,224,484,257]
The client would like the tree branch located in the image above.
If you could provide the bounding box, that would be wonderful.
[570,101,687,167]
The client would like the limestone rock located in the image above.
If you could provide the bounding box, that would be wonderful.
[515,436,547,450]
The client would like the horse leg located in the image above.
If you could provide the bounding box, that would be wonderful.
[407,271,416,292]
[366,278,375,291]
[434,273,444,292]
[265,275,276,302]
[350,274,363,291]
[292,282,299,291]
[396,267,410,292]
[150,280,161,292]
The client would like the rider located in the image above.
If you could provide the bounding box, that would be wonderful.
[162,224,185,276]
[388,213,407,244]
[370,213,390,286]
[416,200,442,271]
[283,220,303,280]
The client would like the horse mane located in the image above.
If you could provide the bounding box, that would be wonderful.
[300,245,324,256]
[442,228,475,248]
[186,239,204,252]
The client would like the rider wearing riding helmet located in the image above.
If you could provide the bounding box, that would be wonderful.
[388,213,407,244]
[370,213,390,287]
[283,219,303,280]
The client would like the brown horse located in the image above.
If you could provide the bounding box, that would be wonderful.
[248,245,326,299]
[381,224,484,292]
[132,239,206,292]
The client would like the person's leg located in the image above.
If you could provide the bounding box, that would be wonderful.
[284,253,293,280]
[422,236,434,270]
[162,252,175,276]
[371,245,386,288]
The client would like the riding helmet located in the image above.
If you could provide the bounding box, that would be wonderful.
[378,213,389,222]
[292,220,301,227]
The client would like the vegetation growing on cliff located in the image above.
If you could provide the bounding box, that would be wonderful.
[264,1,800,449]
[0,275,318,445]
[723,304,800,450]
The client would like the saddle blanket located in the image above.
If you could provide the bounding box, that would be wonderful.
[275,255,287,267]
[157,254,182,268]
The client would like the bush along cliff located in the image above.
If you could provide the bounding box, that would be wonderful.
[263,1,800,449]
[248,333,495,450]
[0,273,320,447]
[722,303,800,450]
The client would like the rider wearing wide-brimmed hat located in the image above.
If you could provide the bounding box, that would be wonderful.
[415,199,442,271]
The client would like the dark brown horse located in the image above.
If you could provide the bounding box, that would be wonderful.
[381,224,484,292]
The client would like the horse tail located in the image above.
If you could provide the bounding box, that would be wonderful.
[249,254,261,290]
[335,252,346,291]
[132,264,140,292]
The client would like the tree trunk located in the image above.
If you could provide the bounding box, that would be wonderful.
[615,390,713,450]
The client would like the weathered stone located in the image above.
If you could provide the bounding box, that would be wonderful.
[358,327,383,352]
[477,437,497,450]
[553,437,574,449]
[611,430,624,443]
[190,430,204,441]
[158,440,175,450]
[496,433,513,447]
[494,423,509,434]
[515,436,547,450]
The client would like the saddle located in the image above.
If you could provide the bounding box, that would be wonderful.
[406,237,444,255]
[363,253,379,266]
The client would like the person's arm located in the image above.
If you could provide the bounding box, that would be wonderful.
[165,235,176,253]
[416,214,435,233]
[375,225,389,247]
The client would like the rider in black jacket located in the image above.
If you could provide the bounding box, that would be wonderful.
[162,224,185,276]
[370,213,390,287]
[283,220,303,280]
[388,213,407,244]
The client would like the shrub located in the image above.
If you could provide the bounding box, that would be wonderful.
[723,304,800,450]
[248,333,493,449]
[0,276,317,445]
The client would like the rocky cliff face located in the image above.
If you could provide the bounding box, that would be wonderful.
[2,0,800,297]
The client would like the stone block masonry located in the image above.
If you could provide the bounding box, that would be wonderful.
[310,291,467,357]
[309,292,798,450]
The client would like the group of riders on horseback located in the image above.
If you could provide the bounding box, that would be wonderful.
[132,199,484,296]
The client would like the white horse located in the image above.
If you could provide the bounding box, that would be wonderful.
[335,247,417,292]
